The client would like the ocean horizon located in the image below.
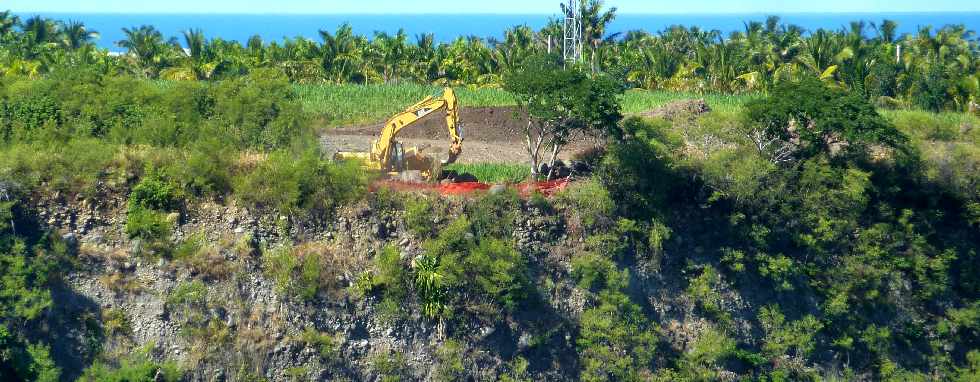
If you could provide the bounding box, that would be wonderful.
[13,12,980,50]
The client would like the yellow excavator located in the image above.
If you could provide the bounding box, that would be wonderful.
[335,87,463,181]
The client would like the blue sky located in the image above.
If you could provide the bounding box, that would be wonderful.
[6,0,980,14]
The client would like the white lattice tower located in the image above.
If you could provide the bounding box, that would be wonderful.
[562,0,583,65]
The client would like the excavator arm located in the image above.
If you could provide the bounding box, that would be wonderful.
[371,87,462,167]
[336,87,463,179]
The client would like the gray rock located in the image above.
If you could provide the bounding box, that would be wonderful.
[478,326,496,340]
[517,332,532,350]
[489,184,507,195]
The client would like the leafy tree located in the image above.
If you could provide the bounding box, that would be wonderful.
[744,77,907,163]
[503,54,623,179]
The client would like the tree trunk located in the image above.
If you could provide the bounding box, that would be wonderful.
[524,120,541,178]
[545,142,563,180]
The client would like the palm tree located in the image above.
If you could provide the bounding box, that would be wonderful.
[568,0,619,72]
[320,23,364,83]
[22,16,59,48]
[0,10,19,37]
[874,19,899,44]
[410,32,438,82]
[60,20,99,50]
[493,25,537,77]
[367,30,409,83]
[798,29,847,82]
[176,28,217,79]
[117,25,172,77]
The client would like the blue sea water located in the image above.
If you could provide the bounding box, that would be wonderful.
[13,12,980,51]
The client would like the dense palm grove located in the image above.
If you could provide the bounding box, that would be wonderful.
[1,2,979,112]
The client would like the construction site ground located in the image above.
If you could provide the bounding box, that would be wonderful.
[321,106,599,164]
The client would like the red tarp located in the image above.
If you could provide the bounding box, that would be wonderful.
[371,179,570,197]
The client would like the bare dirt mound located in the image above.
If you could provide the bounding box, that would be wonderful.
[328,106,530,143]
[636,99,712,121]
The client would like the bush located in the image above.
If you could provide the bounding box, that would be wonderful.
[434,339,466,382]
[758,305,823,359]
[129,175,182,211]
[0,139,116,195]
[403,195,439,238]
[555,179,614,232]
[77,347,182,382]
[744,77,907,162]
[464,239,529,311]
[571,252,624,292]
[299,328,339,362]
[262,243,345,302]
[373,245,408,297]
[466,189,521,239]
[233,149,366,215]
[212,73,312,150]
[124,207,172,242]
[598,117,685,220]
[166,280,208,309]
[686,266,730,323]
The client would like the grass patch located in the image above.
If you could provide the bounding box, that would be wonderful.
[883,110,980,143]
[444,163,530,184]
[620,89,760,115]
[295,83,513,127]
[297,84,759,127]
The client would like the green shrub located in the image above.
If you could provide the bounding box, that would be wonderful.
[462,239,529,311]
[102,308,133,337]
[954,351,980,382]
[0,198,71,382]
[3,94,61,142]
[165,139,234,196]
[374,245,408,297]
[677,325,737,380]
[571,253,624,292]
[434,339,465,382]
[369,348,410,382]
[422,217,531,313]
[125,207,172,242]
[598,117,684,220]
[262,244,342,302]
[556,179,614,232]
[467,189,521,239]
[686,266,730,323]
[758,305,823,359]
[0,139,116,195]
[233,149,366,215]
[77,346,182,382]
[212,73,312,150]
[584,219,655,261]
[577,289,658,382]
[299,328,339,361]
[166,280,208,309]
[129,175,182,211]
[403,195,439,238]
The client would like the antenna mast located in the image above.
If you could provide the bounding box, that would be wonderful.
[562,0,582,65]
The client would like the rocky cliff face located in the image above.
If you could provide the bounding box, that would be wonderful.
[32,184,753,382]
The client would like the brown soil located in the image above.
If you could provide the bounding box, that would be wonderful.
[329,106,531,143]
[322,106,601,164]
